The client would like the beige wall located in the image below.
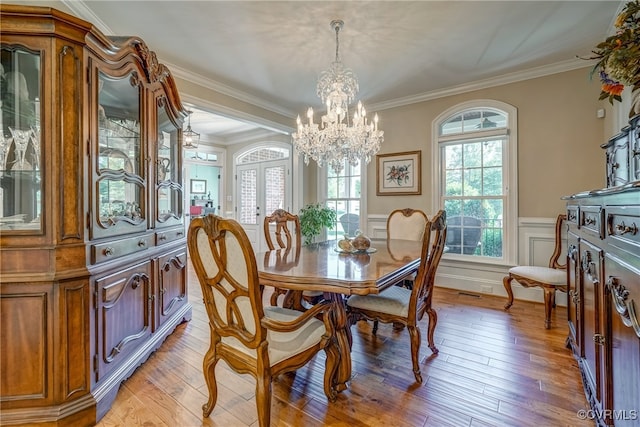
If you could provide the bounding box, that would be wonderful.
[177,67,611,220]
[365,67,606,218]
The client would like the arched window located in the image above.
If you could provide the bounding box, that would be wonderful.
[433,101,517,264]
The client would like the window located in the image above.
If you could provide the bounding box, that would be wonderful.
[324,160,363,240]
[433,102,517,264]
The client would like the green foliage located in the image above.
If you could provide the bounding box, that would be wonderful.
[586,0,640,103]
[299,203,337,245]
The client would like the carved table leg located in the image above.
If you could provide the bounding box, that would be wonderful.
[503,275,514,310]
[326,292,351,393]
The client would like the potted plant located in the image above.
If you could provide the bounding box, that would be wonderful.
[299,203,336,245]
[587,0,640,113]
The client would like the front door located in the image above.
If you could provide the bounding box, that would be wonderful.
[236,158,290,252]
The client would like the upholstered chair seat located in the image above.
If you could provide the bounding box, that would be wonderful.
[347,286,412,318]
[507,266,566,286]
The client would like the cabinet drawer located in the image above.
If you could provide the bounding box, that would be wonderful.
[566,205,579,226]
[91,234,154,264]
[156,228,185,246]
[580,206,604,239]
[606,206,640,254]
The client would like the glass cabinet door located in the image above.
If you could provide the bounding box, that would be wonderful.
[94,70,144,237]
[156,102,182,225]
[0,45,42,232]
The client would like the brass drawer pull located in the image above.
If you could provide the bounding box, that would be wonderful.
[138,239,147,247]
[104,247,115,256]
[615,221,638,236]
[584,217,596,226]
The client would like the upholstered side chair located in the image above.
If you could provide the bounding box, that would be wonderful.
[347,210,447,383]
[188,215,339,427]
[503,214,567,329]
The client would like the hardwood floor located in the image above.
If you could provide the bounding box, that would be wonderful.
[96,263,591,427]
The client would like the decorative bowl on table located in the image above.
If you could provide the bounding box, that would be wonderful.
[351,231,371,252]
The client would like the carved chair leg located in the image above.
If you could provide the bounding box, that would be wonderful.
[408,324,423,383]
[426,306,439,354]
[543,289,554,329]
[202,347,219,417]
[503,275,515,310]
[255,371,272,427]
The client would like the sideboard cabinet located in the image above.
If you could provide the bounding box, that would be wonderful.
[0,5,191,426]
[565,115,640,426]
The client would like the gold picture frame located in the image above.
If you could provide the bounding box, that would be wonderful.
[376,151,421,195]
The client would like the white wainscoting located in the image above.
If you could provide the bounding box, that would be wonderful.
[367,215,567,307]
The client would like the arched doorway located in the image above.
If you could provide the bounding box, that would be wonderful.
[234,142,292,252]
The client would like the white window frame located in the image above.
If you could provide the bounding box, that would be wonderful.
[318,161,368,241]
[431,100,518,265]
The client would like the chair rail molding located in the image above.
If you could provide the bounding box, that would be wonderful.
[367,214,565,306]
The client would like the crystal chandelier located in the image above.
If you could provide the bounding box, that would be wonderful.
[183,110,200,149]
[292,20,383,174]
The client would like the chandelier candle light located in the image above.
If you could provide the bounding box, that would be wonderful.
[292,20,383,174]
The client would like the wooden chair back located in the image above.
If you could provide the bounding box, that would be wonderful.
[549,213,567,269]
[263,209,301,250]
[188,214,265,349]
[410,209,447,323]
[387,208,429,241]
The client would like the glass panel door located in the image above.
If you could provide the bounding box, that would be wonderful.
[0,45,42,232]
[93,70,144,238]
[156,102,181,225]
[236,158,289,252]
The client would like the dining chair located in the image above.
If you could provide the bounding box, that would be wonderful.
[263,209,323,308]
[503,214,567,329]
[187,214,339,427]
[347,210,447,383]
[386,207,429,292]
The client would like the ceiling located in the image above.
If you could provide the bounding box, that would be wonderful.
[35,1,623,143]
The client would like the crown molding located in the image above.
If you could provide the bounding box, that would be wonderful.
[168,63,296,118]
[369,58,594,112]
[181,93,293,136]
[62,0,111,34]
[61,1,598,123]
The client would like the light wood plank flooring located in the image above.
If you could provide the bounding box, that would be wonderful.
[96,263,591,427]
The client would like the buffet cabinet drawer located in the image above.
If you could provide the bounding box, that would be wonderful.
[607,206,640,254]
[91,234,154,264]
[567,205,579,226]
[580,206,604,239]
[155,228,185,246]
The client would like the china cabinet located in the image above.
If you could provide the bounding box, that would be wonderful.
[0,5,191,426]
[565,115,640,426]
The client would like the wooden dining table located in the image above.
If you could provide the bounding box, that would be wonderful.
[256,238,423,393]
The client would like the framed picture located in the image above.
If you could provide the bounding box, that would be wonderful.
[190,179,207,194]
[376,151,421,195]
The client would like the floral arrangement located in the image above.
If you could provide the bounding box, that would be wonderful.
[588,0,640,103]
